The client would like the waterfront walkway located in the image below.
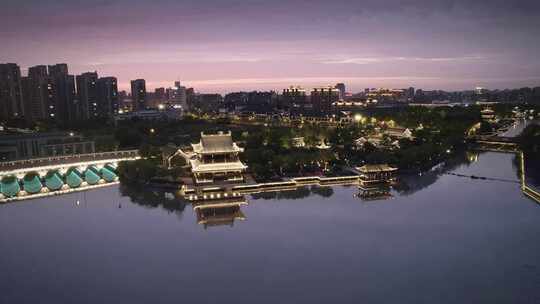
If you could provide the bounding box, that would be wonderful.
[0,150,139,172]
[182,175,361,201]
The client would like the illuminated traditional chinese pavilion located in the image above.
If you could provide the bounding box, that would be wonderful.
[356,164,398,189]
[188,131,247,184]
[481,107,496,122]
[356,164,397,199]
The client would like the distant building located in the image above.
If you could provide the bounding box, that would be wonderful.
[366,88,405,100]
[335,83,346,100]
[130,79,147,111]
[224,92,249,111]
[186,88,195,110]
[97,77,119,119]
[154,87,166,100]
[170,81,187,110]
[47,64,69,77]
[194,94,223,113]
[406,87,415,100]
[475,87,487,95]
[310,86,339,113]
[114,109,182,123]
[76,72,99,119]
[0,63,25,122]
[282,86,307,110]
[246,91,274,113]
[22,65,57,121]
[0,131,95,161]
[48,64,77,125]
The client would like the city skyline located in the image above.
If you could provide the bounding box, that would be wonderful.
[2,0,540,93]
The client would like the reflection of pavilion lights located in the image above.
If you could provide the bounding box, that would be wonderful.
[76,200,80,206]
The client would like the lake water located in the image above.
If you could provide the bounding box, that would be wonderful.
[1,152,539,303]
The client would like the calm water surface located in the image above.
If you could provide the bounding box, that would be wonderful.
[1,152,539,303]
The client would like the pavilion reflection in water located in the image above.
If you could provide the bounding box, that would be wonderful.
[357,185,393,201]
[192,195,248,229]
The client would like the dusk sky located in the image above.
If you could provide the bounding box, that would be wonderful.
[2,0,540,93]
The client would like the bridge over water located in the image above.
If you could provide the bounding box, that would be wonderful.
[0,150,139,202]
[470,134,520,153]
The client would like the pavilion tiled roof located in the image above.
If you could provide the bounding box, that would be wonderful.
[357,164,398,173]
[192,131,243,154]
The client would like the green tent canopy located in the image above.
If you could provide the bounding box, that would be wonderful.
[45,171,64,191]
[66,168,83,188]
[23,173,42,194]
[85,166,101,185]
[101,167,117,182]
[1,175,21,197]
[104,163,117,172]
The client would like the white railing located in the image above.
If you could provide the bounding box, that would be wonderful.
[0,150,139,171]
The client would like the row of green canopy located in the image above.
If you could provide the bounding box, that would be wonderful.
[1,165,118,198]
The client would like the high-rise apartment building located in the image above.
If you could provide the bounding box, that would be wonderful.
[76,72,99,119]
[23,65,56,121]
[130,79,147,111]
[335,83,346,100]
[48,64,76,125]
[0,63,25,121]
[96,77,119,119]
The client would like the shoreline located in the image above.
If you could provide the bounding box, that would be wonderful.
[0,181,120,204]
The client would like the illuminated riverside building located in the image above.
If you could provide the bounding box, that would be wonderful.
[365,88,406,101]
[356,164,397,200]
[357,164,397,188]
[182,131,247,184]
